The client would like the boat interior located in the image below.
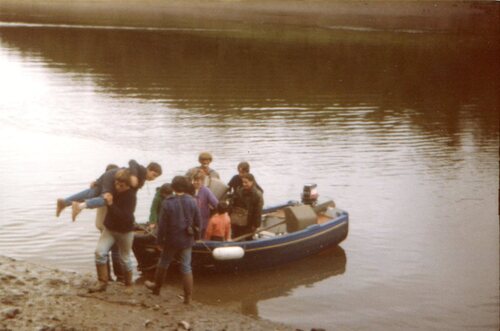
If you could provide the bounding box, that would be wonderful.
[256,200,340,239]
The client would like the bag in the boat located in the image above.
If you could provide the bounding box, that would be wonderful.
[231,207,248,226]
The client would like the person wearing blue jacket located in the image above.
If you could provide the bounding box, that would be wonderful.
[145,176,201,304]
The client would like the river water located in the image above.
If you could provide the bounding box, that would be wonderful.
[0,15,498,331]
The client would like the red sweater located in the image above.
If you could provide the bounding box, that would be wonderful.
[205,213,231,241]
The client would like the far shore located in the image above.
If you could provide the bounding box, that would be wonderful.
[0,1,498,35]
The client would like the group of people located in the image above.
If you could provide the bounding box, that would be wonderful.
[56,153,264,304]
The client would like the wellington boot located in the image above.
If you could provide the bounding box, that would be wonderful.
[182,273,193,305]
[145,267,166,295]
[111,255,125,283]
[106,260,113,282]
[123,271,134,294]
[88,264,108,293]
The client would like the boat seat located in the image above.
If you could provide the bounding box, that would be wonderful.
[285,205,317,232]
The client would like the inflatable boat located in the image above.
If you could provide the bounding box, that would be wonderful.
[134,185,348,273]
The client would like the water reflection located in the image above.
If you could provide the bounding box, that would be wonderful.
[0,25,498,135]
[154,246,346,317]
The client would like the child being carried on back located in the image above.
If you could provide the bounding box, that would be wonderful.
[204,202,231,241]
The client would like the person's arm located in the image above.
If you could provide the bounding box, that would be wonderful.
[128,160,140,188]
[148,189,162,224]
[206,187,219,210]
[192,198,202,240]
[249,192,263,229]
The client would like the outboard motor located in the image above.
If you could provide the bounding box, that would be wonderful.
[301,183,318,206]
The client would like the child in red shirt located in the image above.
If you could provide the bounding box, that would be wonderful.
[205,202,231,241]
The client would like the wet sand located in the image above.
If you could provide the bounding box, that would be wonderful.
[0,256,294,331]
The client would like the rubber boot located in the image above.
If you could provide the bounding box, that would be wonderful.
[88,264,108,293]
[182,273,193,305]
[145,267,166,295]
[123,270,134,294]
[111,253,124,283]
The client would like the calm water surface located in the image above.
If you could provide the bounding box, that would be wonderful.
[0,20,498,330]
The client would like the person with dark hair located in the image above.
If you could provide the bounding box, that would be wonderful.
[205,202,231,241]
[145,176,201,305]
[94,163,122,283]
[132,183,173,273]
[227,161,263,195]
[186,152,220,181]
[89,169,137,293]
[230,173,264,239]
[56,159,162,222]
[128,160,162,190]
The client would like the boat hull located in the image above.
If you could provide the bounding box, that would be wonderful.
[192,209,348,273]
[134,202,349,274]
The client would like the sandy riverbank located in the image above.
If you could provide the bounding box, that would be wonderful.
[0,256,296,331]
[0,1,498,34]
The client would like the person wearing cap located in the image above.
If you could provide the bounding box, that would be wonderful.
[185,152,220,181]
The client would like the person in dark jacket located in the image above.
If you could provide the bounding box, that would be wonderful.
[230,173,264,239]
[227,161,263,195]
[56,160,162,222]
[89,169,137,293]
[145,176,201,304]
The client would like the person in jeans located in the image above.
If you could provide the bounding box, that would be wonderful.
[145,176,201,305]
[89,169,137,293]
[56,160,162,222]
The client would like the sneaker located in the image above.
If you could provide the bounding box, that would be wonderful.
[56,199,66,217]
[71,201,82,222]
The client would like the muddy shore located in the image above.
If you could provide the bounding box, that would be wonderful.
[0,256,296,331]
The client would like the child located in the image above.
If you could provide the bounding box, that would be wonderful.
[204,201,231,241]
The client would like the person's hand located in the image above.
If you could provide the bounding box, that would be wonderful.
[148,223,156,230]
[90,181,97,188]
[130,175,139,188]
[103,193,113,205]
